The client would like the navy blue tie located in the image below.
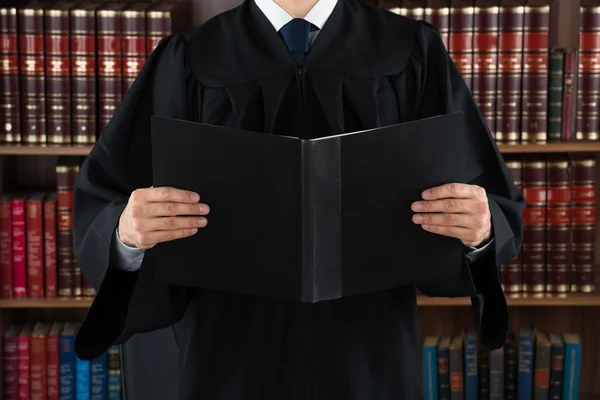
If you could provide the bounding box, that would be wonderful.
[280,18,312,66]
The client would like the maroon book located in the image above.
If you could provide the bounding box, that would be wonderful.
[570,154,596,292]
[521,156,546,296]
[146,1,191,54]
[520,5,549,143]
[122,3,150,96]
[17,324,32,400]
[0,5,20,143]
[11,196,26,298]
[26,193,45,298]
[97,3,125,133]
[561,51,577,141]
[576,6,600,141]
[56,165,73,297]
[449,3,474,90]
[3,325,21,400]
[0,194,13,298]
[545,155,571,295]
[502,156,523,295]
[472,5,498,135]
[19,1,46,144]
[43,193,57,298]
[495,6,524,144]
[423,6,450,49]
[30,322,49,400]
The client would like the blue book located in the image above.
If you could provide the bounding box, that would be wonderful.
[60,322,79,400]
[108,345,121,399]
[561,333,582,400]
[518,324,535,400]
[463,328,478,400]
[437,336,451,400]
[423,336,439,400]
[76,355,91,400]
[91,353,108,400]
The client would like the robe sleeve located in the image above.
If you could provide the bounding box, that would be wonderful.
[73,33,195,360]
[413,21,526,350]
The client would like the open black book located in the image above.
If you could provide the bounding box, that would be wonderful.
[149,112,470,302]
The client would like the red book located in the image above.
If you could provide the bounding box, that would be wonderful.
[521,156,546,296]
[71,3,99,145]
[146,1,191,54]
[1,193,13,298]
[26,193,45,298]
[545,155,571,295]
[56,165,73,297]
[30,323,49,400]
[45,2,75,144]
[3,325,21,400]
[576,6,600,141]
[570,154,596,292]
[472,5,499,136]
[520,5,549,143]
[11,196,26,298]
[502,156,523,295]
[423,6,450,50]
[43,194,57,298]
[122,3,150,95]
[18,2,46,144]
[561,51,577,141]
[98,3,125,133]
[18,325,33,400]
[46,323,62,400]
[495,6,524,144]
[0,5,21,143]
[449,4,474,90]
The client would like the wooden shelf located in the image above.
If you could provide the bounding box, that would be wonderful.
[0,298,93,308]
[498,141,600,153]
[417,293,600,307]
[0,144,94,156]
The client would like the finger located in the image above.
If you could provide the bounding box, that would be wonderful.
[134,187,200,204]
[420,224,475,242]
[146,202,210,217]
[144,216,208,231]
[412,213,476,228]
[422,183,476,200]
[138,228,200,247]
[411,198,474,213]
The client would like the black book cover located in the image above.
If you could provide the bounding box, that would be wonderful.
[150,112,471,302]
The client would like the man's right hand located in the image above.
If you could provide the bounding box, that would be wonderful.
[118,186,210,250]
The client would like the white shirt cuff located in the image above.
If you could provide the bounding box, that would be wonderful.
[465,237,494,263]
[113,228,145,271]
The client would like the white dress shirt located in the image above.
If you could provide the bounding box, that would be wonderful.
[113,0,492,271]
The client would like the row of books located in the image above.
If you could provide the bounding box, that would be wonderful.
[0,0,189,145]
[499,153,596,296]
[422,326,582,400]
[2,322,121,400]
[0,160,90,298]
[385,3,597,144]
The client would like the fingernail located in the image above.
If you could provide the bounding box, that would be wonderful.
[191,228,198,234]
[198,218,206,226]
[422,190,432,200]
[191,193,200,202]
[422,224,430,230]
[413,215,423,223]
[412,202,423,211]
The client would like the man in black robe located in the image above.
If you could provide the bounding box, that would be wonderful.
[73,0,525,398]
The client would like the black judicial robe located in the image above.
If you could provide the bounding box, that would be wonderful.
[73,0,525,398]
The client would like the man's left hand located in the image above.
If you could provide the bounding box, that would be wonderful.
[411,183,492,248]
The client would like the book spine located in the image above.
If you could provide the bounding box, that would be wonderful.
[424,7,449,49]
[56,166,73,297]
[3,333,18,400]
[546,156,571,294]
[18,6,46,144]
[30,334,47,400]
[47,331,59,400]
[71,6,97,144]
[43,199,56,297]
[472,6,498,136]
[577,7,600,141]
[59,333,75,400]
[518,332,534,400]
[1,197,13,297]
[561,341,581,400]
[0,6,21,143]
[549,343,564,399]
[522,158,546,295]
[17,332,30,400]
[478,348,489,400]
[75,357,90,400]
[90,353,107,400]
[45,6,71,144]
[571,155,596,293]
[146,9,172,54]
[107,346,121,399]
[489,347,504,400]
[502,157,523,294]
[438,345,451,400]
[449,5,474,90]
[11,198,26,297]
[26,198,43,297]
[561,51,577,141]
[122,8,146,95]
[548,49,565,142]
[98,8,123,134]
[534,340,551,400]
[464,336,477,400]
[495,6,524,144]
[504,336,517,400]
[449,342,464,400]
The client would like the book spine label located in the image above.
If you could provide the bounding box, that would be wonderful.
[47,333,59,400]
[518,334,534,400]
[76,357,90,400]
[17,333,30,400]
[44,199,57,297]
[1,198,13,297]
[522,159,546,294]
[449,6,474,90]
[30,335,47,400]
[19,7,46,144]
[549,344,564,400]
[98,9,123,134]
[495,6,524,143]
[71,7,97,144]
[45,8,71,144]
[26,199,44,297]
[90,354,107,400]
[3,334,18,400]
[11,199,26,297]
[464,337,478,400]
[489,348,504,400]
[122,10,146,95]
[548,49,565,142]
[561,52,577,141]
[59,335,75,400]
[561,343,581,400]
[147,10,173,54]
[0,7,21,143]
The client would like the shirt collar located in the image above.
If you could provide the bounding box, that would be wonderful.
[254,0,338,32]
